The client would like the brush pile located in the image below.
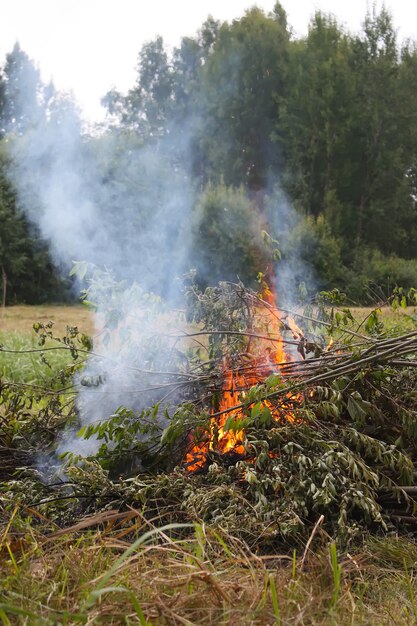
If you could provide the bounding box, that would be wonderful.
[2,280,417,548]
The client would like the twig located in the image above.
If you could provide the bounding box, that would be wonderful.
[163,329,300,346]
[253,293,375,342]
[211,335,417,419]
[300,514,325,570]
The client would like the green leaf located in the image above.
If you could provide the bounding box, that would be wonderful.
[160,422,184,445]
[69,260,89,279]
[347,396,367,422]
[251,402,262,419]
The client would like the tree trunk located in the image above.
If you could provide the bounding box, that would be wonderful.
[1,265,7,312]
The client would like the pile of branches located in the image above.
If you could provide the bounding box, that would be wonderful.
[2,280,417,548]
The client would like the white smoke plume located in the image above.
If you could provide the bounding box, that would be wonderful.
[6,84,198,456]
[4,47,312,460]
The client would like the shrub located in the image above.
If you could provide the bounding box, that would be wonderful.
[347,250,417,303]
[190,183,271,287]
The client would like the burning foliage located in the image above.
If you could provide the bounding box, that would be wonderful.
[1,279,417,548]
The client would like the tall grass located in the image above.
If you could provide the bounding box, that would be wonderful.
[0,331,79,386]
[1,511,417,625]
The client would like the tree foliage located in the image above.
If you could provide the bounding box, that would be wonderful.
[99,4,417,300]
[1,4,417,302]
[0,143,69,303]
[190,183,271,287]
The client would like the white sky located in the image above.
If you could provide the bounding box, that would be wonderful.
[1,0,417,120]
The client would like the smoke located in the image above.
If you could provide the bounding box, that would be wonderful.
[11,99,112,272]
[4,42,313,460]
[264,184,316,308]
[9,96,194,293]
[6,85,198,457]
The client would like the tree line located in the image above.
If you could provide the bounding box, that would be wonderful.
[1,2,417,304]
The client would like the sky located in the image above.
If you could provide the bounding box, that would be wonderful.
[1,0,417,121]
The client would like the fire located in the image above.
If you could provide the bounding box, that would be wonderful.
[185,288,301,472]
[286,316,304,341]
[184,367,266,472]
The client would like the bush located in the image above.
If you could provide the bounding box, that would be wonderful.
[280,213,345,293]
[346,250,417,303]
[190,183,271,287]
[279,213,417,304]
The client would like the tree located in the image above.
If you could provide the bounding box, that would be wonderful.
[1,43,46,135]
[199,7,290,191]
[0,44,76,303]
[278,6,417,267]
[0,142,69,303]
[279,12,355,222]
[102,37,174,140]
[346,6,417,256]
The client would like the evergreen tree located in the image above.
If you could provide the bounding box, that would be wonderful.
[1,43,46,135]
[0,142,69,303]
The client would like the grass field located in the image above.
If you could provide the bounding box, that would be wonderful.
[1,303,415,337]
[0,304,94,336]
[0,305,94,385]
[2,518,417,625]
[1,304,417,624]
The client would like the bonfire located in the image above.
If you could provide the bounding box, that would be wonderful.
[185,286,303,472]
[2,276,417,548]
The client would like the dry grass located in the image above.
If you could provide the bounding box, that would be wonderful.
[0,304,94,336]
[1,508,417,625]
[1,303,414,340]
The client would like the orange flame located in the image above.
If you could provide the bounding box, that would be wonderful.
[184,289,301,472]
[286,316,303,341]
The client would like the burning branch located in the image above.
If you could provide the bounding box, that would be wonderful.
[3,280,417,548]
